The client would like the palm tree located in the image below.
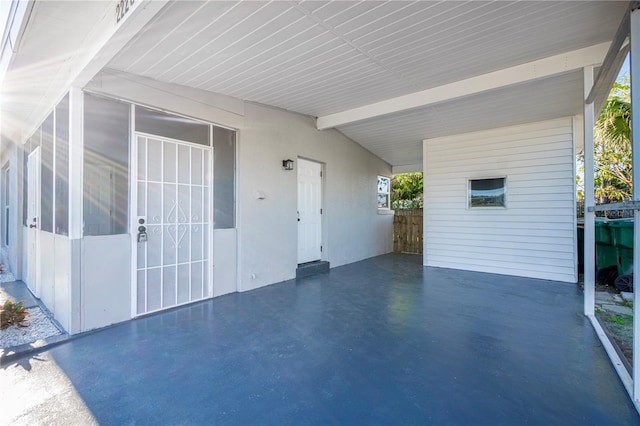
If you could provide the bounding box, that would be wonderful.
[593,80,632,203]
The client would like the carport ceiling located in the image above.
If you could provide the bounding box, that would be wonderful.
[107,1,628,167]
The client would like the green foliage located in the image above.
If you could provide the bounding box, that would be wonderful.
[593,80,632,203]
[609,315,629,325]
[1,300,28,329]
[391,173,423,209]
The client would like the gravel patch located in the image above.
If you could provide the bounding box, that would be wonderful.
[0,307,62,349]
[595,290,634,367]
[0,271,15,283]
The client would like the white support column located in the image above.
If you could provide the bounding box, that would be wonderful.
[630,5,640,404]
[68,86,83,333]
[68,87,83,240]
[584,66,596,317]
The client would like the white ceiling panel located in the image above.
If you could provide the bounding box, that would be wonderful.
[112,1,212,74]
[331,1,415,33]
[182,10,315,88]
[211,36,350,93]
[102,1,627,167]
[3,0,624,168]
[202,29,341,92]
[306,1,373,24]
[338,71,584,167]
[108,1,626,115]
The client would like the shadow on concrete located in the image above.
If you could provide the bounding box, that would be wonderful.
[1,351,46,371]
[0,280,38,308]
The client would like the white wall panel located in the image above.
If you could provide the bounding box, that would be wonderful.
[423,117,576,283]
[82,234,131,331]
[54,234,70,331]
[39,231,55,311]
[21,227,27,283]
[213,229,237,297]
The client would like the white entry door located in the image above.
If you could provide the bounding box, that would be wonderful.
[297,158,322,264]
[134,134,212,315]
[26,148,41,296]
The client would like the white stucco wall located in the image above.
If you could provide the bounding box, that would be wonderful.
[238,102,393,291]
[423,117,577,283]
[67,71,393,331]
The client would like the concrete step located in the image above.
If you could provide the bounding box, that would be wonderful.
[296,261,330,279]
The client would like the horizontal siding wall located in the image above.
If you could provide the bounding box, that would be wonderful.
[423,117,576,283]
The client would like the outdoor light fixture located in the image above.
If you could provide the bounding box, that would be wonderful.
[282,159,294,170]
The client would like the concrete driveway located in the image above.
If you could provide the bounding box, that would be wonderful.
[2,254,639,425]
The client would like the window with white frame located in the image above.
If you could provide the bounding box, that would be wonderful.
[377,176,391,209]
[468,177,506,208]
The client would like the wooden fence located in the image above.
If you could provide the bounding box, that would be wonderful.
[393,208,423,254]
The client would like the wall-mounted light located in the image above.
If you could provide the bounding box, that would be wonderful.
[282,159,294,171]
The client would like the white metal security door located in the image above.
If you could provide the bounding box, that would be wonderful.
[26,148,41,296]
[297,158,322,264]
[134,134,212,315]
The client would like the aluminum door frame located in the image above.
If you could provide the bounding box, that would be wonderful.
[26,147,41,296]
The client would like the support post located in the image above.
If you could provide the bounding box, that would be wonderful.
[68,87,83,240]
[584,66,596,317]
[631,5,640,405]
[68,87,83,333]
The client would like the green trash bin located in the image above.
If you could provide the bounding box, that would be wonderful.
[609,219,634,275]
[617,247,634,276]
[595,219,617,270]
[595,218,613,244]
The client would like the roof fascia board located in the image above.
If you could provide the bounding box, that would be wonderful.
[593,42,630,114]
[317,42,610,130]
[0,0,34,85]
[73,0,168,89]
[4,0,167,142]
[586,2,638,105]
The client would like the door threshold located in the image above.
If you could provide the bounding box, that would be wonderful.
[296,261,330,279]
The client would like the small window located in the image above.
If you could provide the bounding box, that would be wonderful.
[135,105,210,146]
[469,177,506,208]
[213,126,236,229]
[377,176,391,209]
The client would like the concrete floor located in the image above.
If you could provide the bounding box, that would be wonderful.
[2,253,639,425]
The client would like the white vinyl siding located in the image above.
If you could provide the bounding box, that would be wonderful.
[423,117,576,283]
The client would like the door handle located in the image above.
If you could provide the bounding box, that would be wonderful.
[29,224,36,229]
[297,211,300,222]
[137,225,148,243]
